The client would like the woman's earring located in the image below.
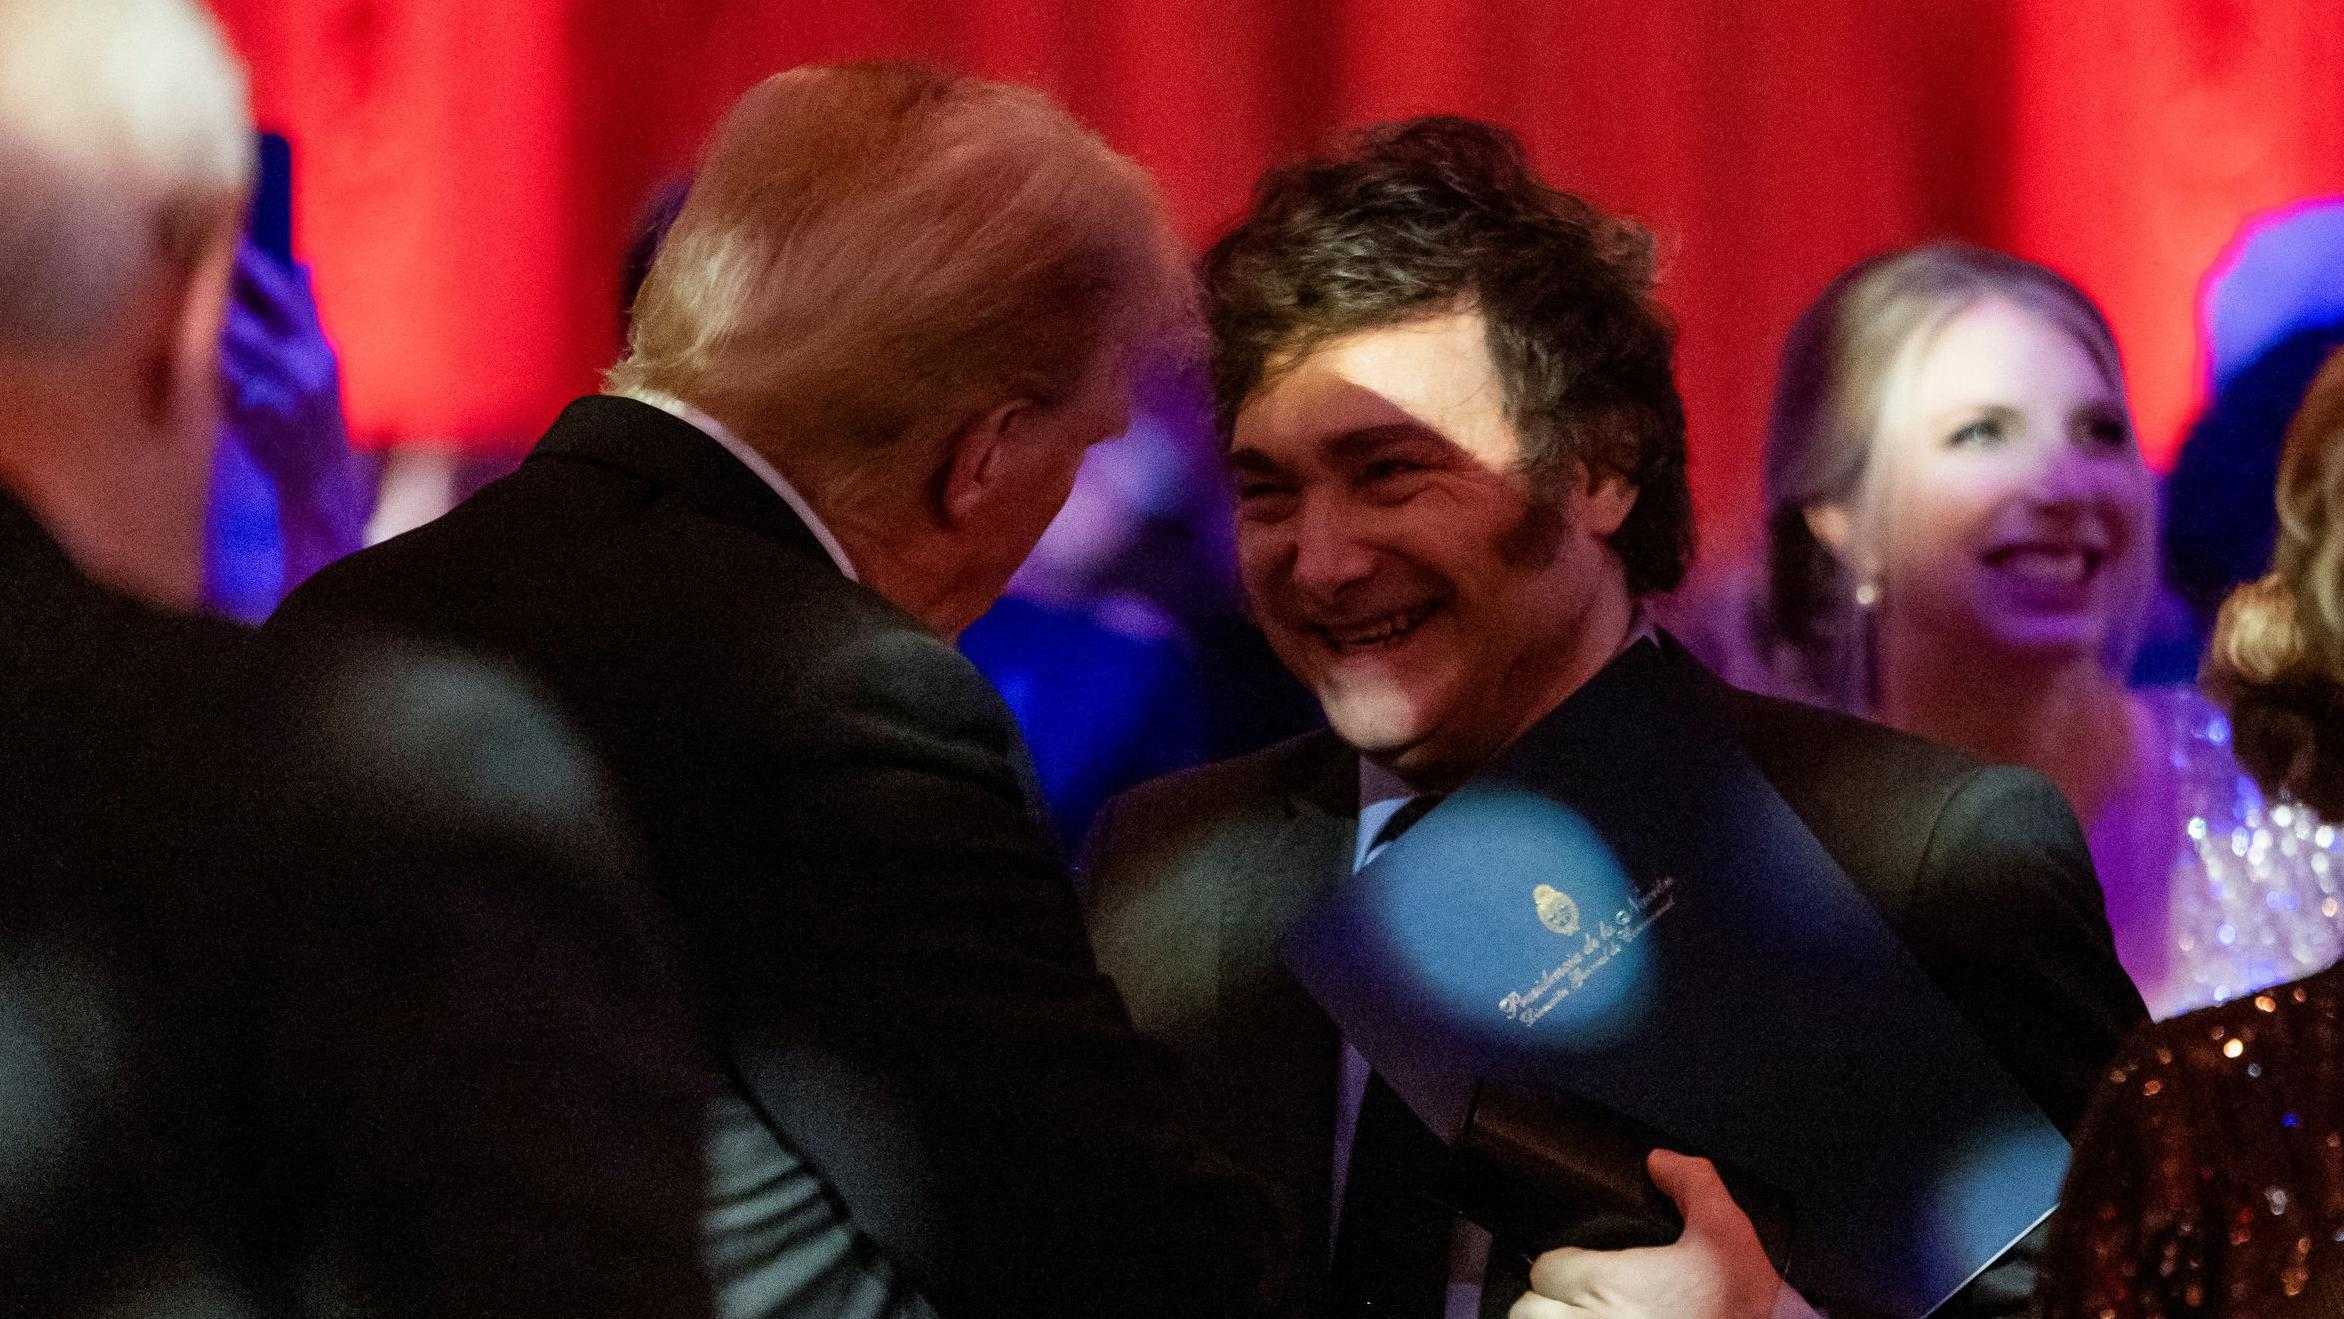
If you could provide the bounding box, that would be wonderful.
[1853,579,1881,609]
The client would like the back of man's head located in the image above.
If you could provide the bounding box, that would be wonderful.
[0,0,251,351]
[1203,116,1691,596]
[0,0,253,608]
[608,61,1195,517]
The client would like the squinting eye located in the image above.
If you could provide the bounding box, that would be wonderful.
[2083,416,2133,450]
[1360,459,1438,493]
[1236,483,1298,518]
[1948,417,2005,447]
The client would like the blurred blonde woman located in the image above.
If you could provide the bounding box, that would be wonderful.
[2040,347,2344,1318]
[1731,243,2344,1019]
[2204,348,2344,824]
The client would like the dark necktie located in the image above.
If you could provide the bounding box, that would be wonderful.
[1364,792,1443,863]
[1330,794,1453,1316]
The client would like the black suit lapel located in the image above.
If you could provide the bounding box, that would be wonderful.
[1215,755,1352,1007]
[1206,734,1355,1265]
[1215,732,1353,1006]
[528,395,836,567]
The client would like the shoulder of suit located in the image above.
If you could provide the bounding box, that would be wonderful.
[284,452,919,661]
[1703,679,2098,908]
[1723,682,2084,852]
[1658,632,1991,802]
[1080,728,1347,905]
[1720,682,1988,794]
[1718,679,1956,756]
[1100,727,1347,832]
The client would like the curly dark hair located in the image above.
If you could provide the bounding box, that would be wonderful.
[1200,115,1691,595]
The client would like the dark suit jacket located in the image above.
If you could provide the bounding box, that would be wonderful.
[0,489,709,1319]
[266,395,1282,1319]
[1081,635,2148,1318]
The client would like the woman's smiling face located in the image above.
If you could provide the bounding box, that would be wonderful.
[1858,295,2156,664]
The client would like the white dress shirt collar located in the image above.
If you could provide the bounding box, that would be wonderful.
[615,389,859,582]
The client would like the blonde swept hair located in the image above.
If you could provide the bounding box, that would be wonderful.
[0,0,253,349]
[2205,348,2344,818]
[1755,243,2156,711]
[606,61,1197,513]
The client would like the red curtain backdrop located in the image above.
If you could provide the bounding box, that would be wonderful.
[206,0,2344,563]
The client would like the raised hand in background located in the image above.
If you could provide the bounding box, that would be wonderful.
[213,237,374,612]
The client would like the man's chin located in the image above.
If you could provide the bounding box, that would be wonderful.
[1348,731,1481,794]
[1320,698,1430,762]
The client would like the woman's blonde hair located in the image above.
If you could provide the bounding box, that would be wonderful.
[1755,243,2155,710]
[606,61,1196,515]
[2205,348,2344,817]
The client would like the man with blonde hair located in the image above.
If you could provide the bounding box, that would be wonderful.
[1,1,712,1316]
[271,61,1281,1319]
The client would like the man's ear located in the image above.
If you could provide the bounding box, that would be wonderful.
[138,216,238,434]
[1579,469,1639,538]
[1802,501,1855,562]
[940,396,1033,528]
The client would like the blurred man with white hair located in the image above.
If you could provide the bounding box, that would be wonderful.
[271,59,1287,1319]
[0,0,251,606]
[0,3,711,1315]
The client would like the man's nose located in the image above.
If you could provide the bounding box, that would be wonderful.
[1287,496,1378,595]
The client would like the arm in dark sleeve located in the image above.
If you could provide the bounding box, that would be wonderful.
[740,627,1281,1319]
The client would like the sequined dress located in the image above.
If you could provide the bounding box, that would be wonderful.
[2124,686,2344,1020]
[2038,963,2344,1317]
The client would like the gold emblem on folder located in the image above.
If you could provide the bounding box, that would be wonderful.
[1532,884,1580,937]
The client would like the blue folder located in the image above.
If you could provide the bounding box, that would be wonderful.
[1281,644,2069,1317]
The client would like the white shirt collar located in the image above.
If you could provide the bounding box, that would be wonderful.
[615,389,860,582]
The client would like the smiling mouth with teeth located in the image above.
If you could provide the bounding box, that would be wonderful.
[1983,545,2104,587]
[1319,604,1439,655]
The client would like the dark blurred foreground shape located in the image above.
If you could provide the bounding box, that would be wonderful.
[0,1,708,1313]
[1,491,714,1318]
